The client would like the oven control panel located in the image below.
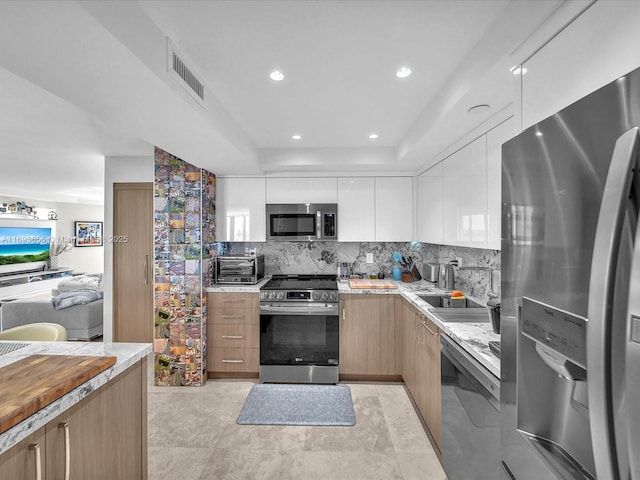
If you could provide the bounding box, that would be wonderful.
[260,290,338,302]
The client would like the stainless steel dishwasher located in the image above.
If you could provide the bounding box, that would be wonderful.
[440,333,500,480]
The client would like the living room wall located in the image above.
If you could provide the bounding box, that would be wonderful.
[0,195,103,274]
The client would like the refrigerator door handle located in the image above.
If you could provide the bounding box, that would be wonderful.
[587,127,639,480]
[627,191,640,478]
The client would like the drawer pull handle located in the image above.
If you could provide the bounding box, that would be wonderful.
[221,359,244,363]
[59,422,70,480]
[424,324,438,336]
[221,335,244,339]
[28,443,42,480]
[221,315,245,319]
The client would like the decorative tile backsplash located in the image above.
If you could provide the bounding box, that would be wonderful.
[215,241,500,301]
[153,147,216,387]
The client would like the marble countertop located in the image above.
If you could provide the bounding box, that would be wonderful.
[0,341,151,455]
[339,279,500,378]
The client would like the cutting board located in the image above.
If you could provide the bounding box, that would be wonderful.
[348,279,398,289]
[0,355,116,434]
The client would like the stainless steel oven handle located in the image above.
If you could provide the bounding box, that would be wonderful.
[260,304,339,316]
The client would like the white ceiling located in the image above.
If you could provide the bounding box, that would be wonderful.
[0,0,566,204]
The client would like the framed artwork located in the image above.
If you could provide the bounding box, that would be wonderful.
[75,221,103,247]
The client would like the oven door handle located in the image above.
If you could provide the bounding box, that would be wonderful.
[260,304,339,316]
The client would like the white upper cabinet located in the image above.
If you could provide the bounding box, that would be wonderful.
[215,177,266,242]
[522,1,640,129]
[443,136,487,248]
[337,177,375,241]
[486,117,514,250]
[265,178,338,204]
[374,177,413,242]
[415,163,444,245]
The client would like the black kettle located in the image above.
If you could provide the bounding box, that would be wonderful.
[487,297,501,334]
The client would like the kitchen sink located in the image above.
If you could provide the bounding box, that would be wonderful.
[417,294,444,307]
[431,308,489,323]
[417,294,485,309]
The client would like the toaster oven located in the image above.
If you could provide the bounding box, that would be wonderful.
[214,255,265,284]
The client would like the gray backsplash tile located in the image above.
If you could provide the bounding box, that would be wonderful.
[214,242,500,302]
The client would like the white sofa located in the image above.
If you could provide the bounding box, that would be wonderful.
[0,275,104,340]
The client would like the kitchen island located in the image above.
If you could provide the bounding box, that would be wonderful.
[0,341,151,478]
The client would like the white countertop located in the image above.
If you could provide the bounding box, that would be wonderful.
[0,341,152,455]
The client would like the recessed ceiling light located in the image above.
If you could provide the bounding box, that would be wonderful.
[535,131,543,137]
[509,65,528,76]
[369,133,379,139]
[396,67,412,79]
[467,104,490,114]
[270,70,285,81]
[292,134,302,140]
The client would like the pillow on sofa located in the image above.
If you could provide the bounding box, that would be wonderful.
[56,274,102,292]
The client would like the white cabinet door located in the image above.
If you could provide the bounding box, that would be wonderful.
[522,1,640,129]
[375,177,413,242]
[415,163,444,245]
[216,178,266,242]
[486,118,514,250]
[443,136,487,248]
[265,178,337,204]
[337,178,375,241]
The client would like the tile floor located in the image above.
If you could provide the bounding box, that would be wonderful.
[148,380,447,480]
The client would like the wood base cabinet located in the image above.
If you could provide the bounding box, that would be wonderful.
[397,297,442,452]
[396,296,417,393]
[0,428,46,479]
[207,292,259,377]
[339,294,397,376]
[0,358,147,479]
[416,313,442,450]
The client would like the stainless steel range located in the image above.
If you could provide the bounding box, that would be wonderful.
[259,274,339,384]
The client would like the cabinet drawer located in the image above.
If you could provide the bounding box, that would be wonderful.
[208,308,258,324]
[207,292,259,311]
[208,324,259,348]
[208,348,259,372]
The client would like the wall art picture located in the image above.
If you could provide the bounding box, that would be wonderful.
[75,221,103,247]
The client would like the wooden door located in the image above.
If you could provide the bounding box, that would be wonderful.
[46,359,146,479]
[339,295,395,375]
[0,428,46,479]
[401,300,417,397]
[415,317,429,418]
[424,315,442,450]
[113,182,153,343]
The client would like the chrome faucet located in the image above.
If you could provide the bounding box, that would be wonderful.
[438,262,455,290]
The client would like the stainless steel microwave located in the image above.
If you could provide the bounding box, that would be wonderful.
[266,203,337,241]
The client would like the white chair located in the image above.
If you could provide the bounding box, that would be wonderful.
[0,322,68,341]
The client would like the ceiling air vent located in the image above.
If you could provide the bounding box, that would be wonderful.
[167,38,205,108]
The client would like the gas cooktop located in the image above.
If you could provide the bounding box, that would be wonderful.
[261,274,338,291]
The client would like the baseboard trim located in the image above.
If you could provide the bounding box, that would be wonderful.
[339,374,403,382]
[208,372,258,379]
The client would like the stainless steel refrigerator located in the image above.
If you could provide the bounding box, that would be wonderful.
[501,67,640,479]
